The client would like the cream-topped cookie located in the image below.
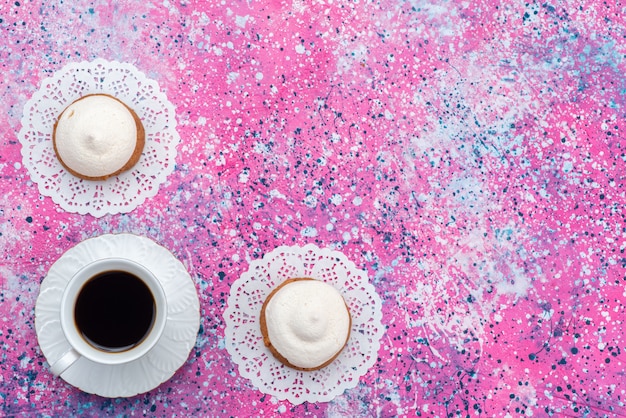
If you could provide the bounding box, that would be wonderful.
[53,94,145,180]
[260,278,351,371]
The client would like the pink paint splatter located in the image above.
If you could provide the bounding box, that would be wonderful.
[1,0,624,415]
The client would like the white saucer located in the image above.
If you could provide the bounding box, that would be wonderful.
[35,233,200,398]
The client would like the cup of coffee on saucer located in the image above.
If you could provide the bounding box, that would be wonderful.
[50,258,166,376]
[35,233,200,398]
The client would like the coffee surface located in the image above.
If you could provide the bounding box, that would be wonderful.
[74,271,155,352]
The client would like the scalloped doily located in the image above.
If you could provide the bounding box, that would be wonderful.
[18,58,179,217]
[224,244,384,404]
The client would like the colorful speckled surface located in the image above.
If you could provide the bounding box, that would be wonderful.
[1,0,625,416]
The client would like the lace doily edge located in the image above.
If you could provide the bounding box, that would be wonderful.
[16,58,180,217]
[223,244,386,404]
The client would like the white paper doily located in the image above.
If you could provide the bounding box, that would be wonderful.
[18,58,180,217]
[35,233,200,398]
[224,244,384,404]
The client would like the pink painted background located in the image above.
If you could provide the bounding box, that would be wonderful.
[1,0,625,416]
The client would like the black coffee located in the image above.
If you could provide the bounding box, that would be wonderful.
[74,270,155,352]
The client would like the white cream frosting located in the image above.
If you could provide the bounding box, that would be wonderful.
[54,95,137,178]
[265,280,350,369]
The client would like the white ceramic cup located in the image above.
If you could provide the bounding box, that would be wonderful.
[50,258,167,376]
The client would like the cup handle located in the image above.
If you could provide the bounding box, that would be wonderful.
[50,348,81,376]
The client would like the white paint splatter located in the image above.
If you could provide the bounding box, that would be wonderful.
[227,72,239,84]
[235,15,249,28]
[301,226,318,237]
[330,194,343,205]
